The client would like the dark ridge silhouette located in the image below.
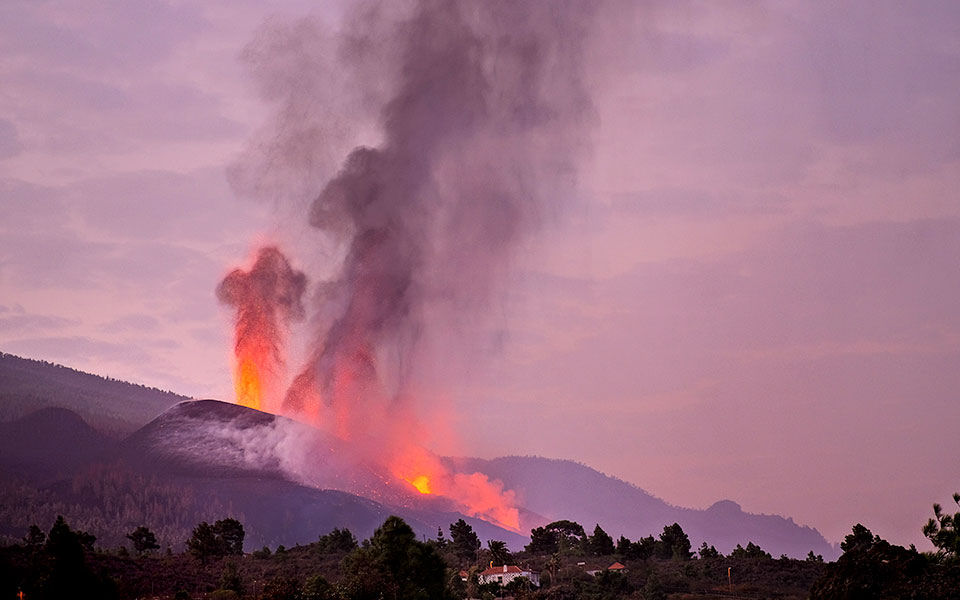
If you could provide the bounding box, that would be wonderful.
[0,351,186,434]
[0,398,527,550]
[0,358,835,557]
[450,456,839,560]
[0,406,116,483]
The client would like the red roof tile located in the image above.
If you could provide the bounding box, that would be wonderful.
[479,565,526,576]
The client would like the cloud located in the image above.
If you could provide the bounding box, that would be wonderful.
[587,1,960,226]
[0,0,249,182]
[798,3,960,147]
[0,1,208,74]
[0,178,69,232]
[0,229,221,295]
[100,313,160,334]
[0,119,23,159]
[69,168,245,241]
[2,335,152,364]
[2,69,242,155]
[524,218,960,392]
[0,230,113,289]
[0,313,79,334]
[606,188,792,220]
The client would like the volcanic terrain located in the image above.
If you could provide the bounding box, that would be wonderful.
[0,353,837,558]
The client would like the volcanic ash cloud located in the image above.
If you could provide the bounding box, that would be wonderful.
[225,0,600,530]
[283,0,598,433]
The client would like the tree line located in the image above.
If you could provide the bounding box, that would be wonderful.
[1,491,958,600]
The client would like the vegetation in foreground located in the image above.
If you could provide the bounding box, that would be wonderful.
[2,493,957,600]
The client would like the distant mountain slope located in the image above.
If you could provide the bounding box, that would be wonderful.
[0,352,186,434]
[0,356,836,558]
[452,456,839,560]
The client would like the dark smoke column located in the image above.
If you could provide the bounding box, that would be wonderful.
[218,246,307,413]
[282,0,597,439]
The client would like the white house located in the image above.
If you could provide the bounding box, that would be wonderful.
[477,565,540,587]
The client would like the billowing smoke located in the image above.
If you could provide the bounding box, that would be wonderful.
[282,0,596,427]
[217,246,307,414]
[225,0,599,530]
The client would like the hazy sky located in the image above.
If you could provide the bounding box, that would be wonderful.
[2,0,959,549]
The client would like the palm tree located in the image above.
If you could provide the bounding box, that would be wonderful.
[487,539,512,565]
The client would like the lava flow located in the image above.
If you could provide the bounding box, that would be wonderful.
[410,475,431,494]
[389,440,520,531]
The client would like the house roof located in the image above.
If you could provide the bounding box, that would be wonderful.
[608,561,626,570]
[479,565,530,576]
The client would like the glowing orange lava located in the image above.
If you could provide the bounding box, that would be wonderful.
[234,357,263,410]
[410,475,432,494]
[219,245,305,415]
[391,442,520,531]
[221,244,521,532]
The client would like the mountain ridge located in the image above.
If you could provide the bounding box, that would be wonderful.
[0,351,186,435]
[451,455,838,559]
[0,352,838,558]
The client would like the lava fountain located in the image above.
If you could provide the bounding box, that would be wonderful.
[217,246,306,413]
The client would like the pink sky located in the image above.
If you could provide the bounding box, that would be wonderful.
[1,1,959,549]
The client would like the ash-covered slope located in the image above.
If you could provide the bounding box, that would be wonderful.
[0,401,527,549]
[452,456,838,560]
[116,399,290,479]
[118,399,417,505]
[111,399,528,549]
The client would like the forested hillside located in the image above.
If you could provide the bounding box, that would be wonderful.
[7,512,956,600]
[0,352,187,435]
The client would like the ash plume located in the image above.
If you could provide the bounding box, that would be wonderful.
[217,246,307,413]
[227,0,600,528]
[271,0,599,423]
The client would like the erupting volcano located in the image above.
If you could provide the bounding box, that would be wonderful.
[219,0,597,532]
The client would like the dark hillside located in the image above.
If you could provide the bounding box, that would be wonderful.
[0,402,528,551]
[0,357,838,560]
[453,455,838,560]
[0,407,116,483]
[0,352,186,435]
